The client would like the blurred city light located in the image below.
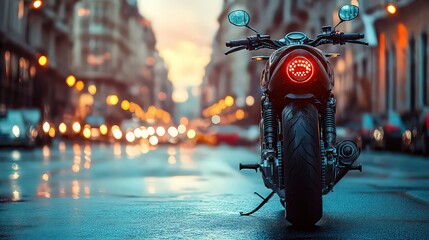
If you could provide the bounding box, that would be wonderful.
[121,100,130,110]
[168,127,178,137]
[156,126,166,136]
[83,127,91,139]
[187,129,196,139]
[43,122,50,133]
[88,84,97,95]
[107,95,119,105]
[42,173,49,182]
[236,109,245,120]
[141,128,149,138]
[66,75,76,87]
[125,132,136,142]
[179,117,189,126]
[12,125,20,138]
[211,115,221,124]
[48,128,55,138]
[147,126,155,135]
[100,124,108,135]
[33,0,42,9]
[149,135,159,145]
[225,96,234,107]
[112,128,123,140]
[59,122,67,134]
[246,96,255,106]
[72,122,81,133]
[38,55,48,66]
[386,4,397,14]
[134,128,142,138]
[75,80,84,92]
[178,124,186,134]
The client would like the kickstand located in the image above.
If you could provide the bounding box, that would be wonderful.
[240,191,275,216]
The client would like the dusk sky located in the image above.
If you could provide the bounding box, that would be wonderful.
[137,0,223,102]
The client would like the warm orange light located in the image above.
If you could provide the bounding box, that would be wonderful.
[386,4,396,14]
[187,129,196,139]
[88,84,97,95]
[59,122,67,134]
[33,0,42,9]
[66,75,76,87]
[48,127,55,138]
[75,81,84,92]
[99,124,108,135]
[83,128,91,139]
[180,117,189,126]
[236,109,245,120]
[246,96,255,106]
[38,55,48,66]
[107,95,119,105]
[72,122,81,133]
[225,96,234,107]
[121,100,130,110]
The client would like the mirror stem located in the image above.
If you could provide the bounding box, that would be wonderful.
[333,20,344,30]
[246,25,259,34]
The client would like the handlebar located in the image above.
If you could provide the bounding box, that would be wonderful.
[338,33,364,41]
[226,38,250,48]
[225,31,366,55]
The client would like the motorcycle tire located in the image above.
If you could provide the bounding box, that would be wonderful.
[282,102,322,226]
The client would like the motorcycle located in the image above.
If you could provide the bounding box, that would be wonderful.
[225,5,366,226]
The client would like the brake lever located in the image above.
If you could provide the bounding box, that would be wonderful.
[225,46,247,55]
[346,40,369,45]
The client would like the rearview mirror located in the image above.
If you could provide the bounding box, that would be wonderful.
[228,10,250,27]
[338,5,359,21]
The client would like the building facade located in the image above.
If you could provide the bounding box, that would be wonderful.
[71,0,173,123]
[0,0,77,122]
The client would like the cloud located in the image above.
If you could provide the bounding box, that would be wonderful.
[137,0,222,89]
[160,41,211,87]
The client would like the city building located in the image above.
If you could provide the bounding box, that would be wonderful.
[348,0,428,116]
[71,0,173,123]
[0,0,77,122]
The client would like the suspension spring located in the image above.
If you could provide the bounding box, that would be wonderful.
[263,98,277,151]
[322,97,336,149]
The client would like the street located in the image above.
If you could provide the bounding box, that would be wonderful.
[0,142,428,239]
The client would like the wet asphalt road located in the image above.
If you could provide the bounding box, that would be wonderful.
[0,141,428,239]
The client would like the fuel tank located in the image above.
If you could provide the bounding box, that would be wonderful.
[261,45,335,101]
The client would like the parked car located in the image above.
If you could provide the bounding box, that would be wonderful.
[371,110,406,151]
[83,115,107,141]
[359,113,377,149]
[406,108,429,155]
[209,125,259,146]
[0,109,36,148]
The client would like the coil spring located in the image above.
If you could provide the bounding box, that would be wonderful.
[320,140,327,191]
[263,100,277,150]
[323,98,336,148]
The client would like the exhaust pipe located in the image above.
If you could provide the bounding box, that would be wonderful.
[337,140,360,166]
[334,140,362,185]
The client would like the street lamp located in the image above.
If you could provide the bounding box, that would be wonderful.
[38,55,48,66]
[32,0,42,9]
[66,75,76,87]
[386,3,397,14]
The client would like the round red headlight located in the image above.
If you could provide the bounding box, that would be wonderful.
[286,57,314,83]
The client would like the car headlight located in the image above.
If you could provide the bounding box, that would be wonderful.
[12,125,20,138]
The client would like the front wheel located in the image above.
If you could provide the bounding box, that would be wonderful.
[282,102,322,226]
